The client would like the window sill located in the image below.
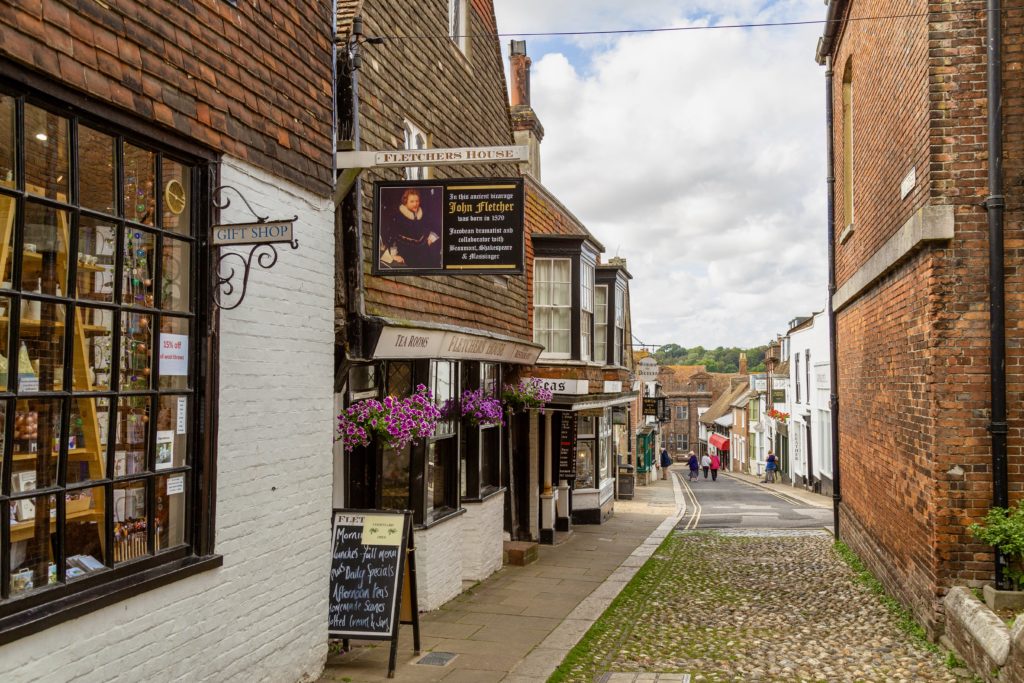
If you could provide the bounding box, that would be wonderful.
[462,487,506,504]
[416,506,466,531]
[0,554,223,646]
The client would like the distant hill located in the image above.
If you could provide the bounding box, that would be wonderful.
[654,344,768,374]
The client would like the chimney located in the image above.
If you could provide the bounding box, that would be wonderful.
[508,40,544,180]
[739,353,748,375]
[608,256,628,270]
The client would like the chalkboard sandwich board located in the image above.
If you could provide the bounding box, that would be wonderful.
[329,510,420,678]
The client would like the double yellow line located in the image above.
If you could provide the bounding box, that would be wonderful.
[677,471,702,530]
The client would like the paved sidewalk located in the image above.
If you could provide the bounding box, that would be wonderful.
[319,476,685,683]
[722,469,833,511]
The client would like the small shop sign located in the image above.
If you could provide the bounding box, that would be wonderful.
[336,145,528,169]
[212,218,295,246]
[525,378,589,395]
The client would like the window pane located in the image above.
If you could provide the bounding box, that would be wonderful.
[0,194,14,284]
[24,104,69,201]
[552,330,570,354]
[123,228,155,307]
[158,316,190,390]
[10,493,57,595]
[114,479,149,563]
[387,361,413,399]
[67,397,110,484]
[161,159,191,235]
[0,94,14,189]
[120,312,153,390]
[381,445,410,511]
[553,307,571,332]
[433,361,456,435]
[481,426,500,490]
[79,126,116,215]
[12,398,61,489]
[161,236,190,312]
[73,306,114,391]
[76,216,116,302]
[19,299,66,392]
[114,396,149,476]
[553,281,570,307]
[156,394,188,470]
[23,202,70,294]
[156,472,187,551]
[426,437,455,522]
[123,143,155,226]
[65,485,107,580]
[575,441,595,489]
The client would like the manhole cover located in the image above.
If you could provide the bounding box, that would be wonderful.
[416,652,457,667]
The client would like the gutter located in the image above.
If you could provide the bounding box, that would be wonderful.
[816,0,848,65]
[824,55,842,539]
[983,0,1009,589]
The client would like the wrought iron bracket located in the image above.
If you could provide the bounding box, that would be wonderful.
[211,185,299,311]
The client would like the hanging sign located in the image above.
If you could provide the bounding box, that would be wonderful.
[212,218,295,246]
[642,397,658,417]
[373,178,524,276]
[336,145,528,169]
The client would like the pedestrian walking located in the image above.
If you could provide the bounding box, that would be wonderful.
[687,451,699,482]
[764,452,777,483]
[710,453,721,481]
[701,453,711,479]
[660,447,672,480]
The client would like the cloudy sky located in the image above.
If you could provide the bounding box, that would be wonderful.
[492,1,828,349]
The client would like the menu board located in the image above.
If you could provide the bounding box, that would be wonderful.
[328,511,409,639]
[557,412,577,481]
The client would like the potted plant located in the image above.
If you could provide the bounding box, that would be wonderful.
[501,377,553,413]
[336,384,441,453]
[969,501,1024,610]
[460,388,504,428]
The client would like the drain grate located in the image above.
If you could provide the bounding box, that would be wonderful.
[415,651,457,667]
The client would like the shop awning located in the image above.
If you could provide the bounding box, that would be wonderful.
[708,433,730,451]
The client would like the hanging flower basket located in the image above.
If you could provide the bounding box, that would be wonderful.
[502,378,553,413]
[461,389,504,428]
[336,384,442,453]
[766,408,790,423]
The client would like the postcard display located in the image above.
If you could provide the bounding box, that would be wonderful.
[1,183,175,592]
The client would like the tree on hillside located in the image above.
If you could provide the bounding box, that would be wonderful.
[653,344,769,374]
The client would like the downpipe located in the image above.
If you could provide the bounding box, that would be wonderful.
[825,56,842,540]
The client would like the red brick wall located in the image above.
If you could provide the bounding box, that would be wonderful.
[831,0,1024,634]
[354,0,528,339]
[1,0,334,195]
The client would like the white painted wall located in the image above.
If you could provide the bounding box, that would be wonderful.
[415,516,464,611]
[1,158,336,683]
[460,494,505,583]
[786,309,832,486]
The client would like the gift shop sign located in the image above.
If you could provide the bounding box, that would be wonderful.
[212,218,295,246]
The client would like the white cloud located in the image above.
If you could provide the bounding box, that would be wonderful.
[494,1,828,348]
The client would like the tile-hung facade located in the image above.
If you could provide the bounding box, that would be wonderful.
[333,1,541,611]
[0,1,335,680]
[817,0,1023,634]
[509,43,636,537]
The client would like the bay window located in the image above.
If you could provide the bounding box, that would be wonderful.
[614,288,625,366]
[594,285,608,364]
[534,258,571,358]
[580,263,594,361]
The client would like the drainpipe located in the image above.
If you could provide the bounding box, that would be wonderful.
[825,55,842,540]
[345,17,369,357]
[983,0,1009,589]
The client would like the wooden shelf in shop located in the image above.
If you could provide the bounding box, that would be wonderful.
[13,447,95,462]
[0,317,109,336]
[17,251,108,273]
[10,507,102,543]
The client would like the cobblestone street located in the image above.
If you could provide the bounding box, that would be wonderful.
[551,529,967,683]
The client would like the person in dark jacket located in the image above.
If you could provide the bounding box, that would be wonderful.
[687,451,699,482]
[660,447,672,480]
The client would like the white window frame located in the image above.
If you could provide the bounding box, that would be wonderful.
[594,285,608,365]
[534,257,572,359]
[449,0,468,54]
[403,119,429,181]
[580,263,594,361]
[614,288,624,366]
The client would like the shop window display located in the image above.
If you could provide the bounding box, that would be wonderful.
[575,415,597,489]
[0,91,200,607]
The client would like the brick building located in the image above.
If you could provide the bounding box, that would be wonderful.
[817,0,1024,634]
[659,365,713,459]
[507,42,636,534]
[332,1,541,611]
[1,1,336,679]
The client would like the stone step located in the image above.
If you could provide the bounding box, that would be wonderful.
[503,540,539,566]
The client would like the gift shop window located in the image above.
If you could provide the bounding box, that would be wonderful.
[460,362,501,500]
[0,89,210,630]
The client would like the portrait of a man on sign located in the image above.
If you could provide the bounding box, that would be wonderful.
[378,185,443,270]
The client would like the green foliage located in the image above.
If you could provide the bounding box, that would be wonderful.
[653,344,768,374]
[969,502,1024,590]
